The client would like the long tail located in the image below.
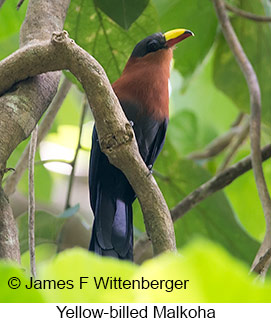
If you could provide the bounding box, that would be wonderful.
[89,188,133,260]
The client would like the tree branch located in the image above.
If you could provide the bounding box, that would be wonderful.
[213,0,271,276]
[4,77,72,197]
[225,2,271,23]
[0,31,176,255]
[0,0,70,168]
[171,145,271,222]
[28,126,38,277]
[187,126,238,160]
[187,117,246,160]
[134,144,271,261]
[0,0,70,261]
[0,187,21,262]
[218,117,249,172]
[251,248,271,275]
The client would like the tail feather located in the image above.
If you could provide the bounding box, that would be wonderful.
[95,185,114,250]
[89,186,133,260]
[112,199,133,258]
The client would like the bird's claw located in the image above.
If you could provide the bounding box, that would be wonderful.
[147,164,153,177]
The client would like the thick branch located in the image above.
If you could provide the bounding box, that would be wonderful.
[0,0,70,261]
[0,31,176,255]
[0,0,70,168]
[225,2,271,22]
[0,188,20,262]
[213,0,271,275]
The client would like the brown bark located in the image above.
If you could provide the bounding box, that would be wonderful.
[0,30,176,256]
[0,188,20,262]
[0,0,70,261]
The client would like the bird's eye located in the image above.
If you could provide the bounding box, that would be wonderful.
[147,40,160,52]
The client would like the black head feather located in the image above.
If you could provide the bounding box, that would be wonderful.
[131,32,167,58]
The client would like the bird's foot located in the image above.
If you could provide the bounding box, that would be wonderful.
[147,164,153,177]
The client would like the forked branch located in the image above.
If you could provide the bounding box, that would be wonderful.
[212,0,271,275]
[0,30,176,255]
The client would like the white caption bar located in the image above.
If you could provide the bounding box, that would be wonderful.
[1,303,270,322]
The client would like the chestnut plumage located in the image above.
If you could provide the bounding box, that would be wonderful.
[89,29,193,260]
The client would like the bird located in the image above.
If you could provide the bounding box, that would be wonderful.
[88,28,194,260]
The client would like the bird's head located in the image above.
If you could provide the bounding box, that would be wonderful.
[130,28,194,58]
[114,28,194,119]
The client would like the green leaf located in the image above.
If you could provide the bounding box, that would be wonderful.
[10,144,53,203]
[17,211,66,253]
[167,109,200,156]
[225,148,271,241]
[4,138,28,173]
[18,152,53,203]
[40,248,137,302]
[64,71,84,92]
[213,0,271,126]
[169,56,239,151]
[95,0,149,30]
[57,212,91,251]
[54,82,83,126]
[154,140,260,265]
[153,0,217,76]
[0,33,20,60]
[60,203,80,218]
[11,240,269,302]
[135,239,271,302]
[0,0,28,41]
[21,243,57,274]
[0,261,45,302]
[133,199,145,233]
[2,240,271,302]
[64,0,159,83]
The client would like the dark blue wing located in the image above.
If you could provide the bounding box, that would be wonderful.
[88,100,168,260]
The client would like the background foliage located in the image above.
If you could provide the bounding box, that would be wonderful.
[1,239,271,302]
[0,0,271,302]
